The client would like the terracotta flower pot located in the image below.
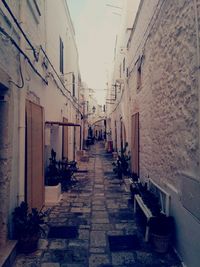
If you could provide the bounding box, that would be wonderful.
[18,234,39,254]
[151,233,171,253]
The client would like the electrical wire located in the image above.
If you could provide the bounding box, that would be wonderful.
[0,26,48,85]
[40,46,71,95]
[40,46,84,115]
[8,54,24,88]
[2,0,38,61]
[24,60,31,81]
[1,1,83,116]
[47,70,83,116]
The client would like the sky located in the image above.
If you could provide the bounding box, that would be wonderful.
[67,0,123,105]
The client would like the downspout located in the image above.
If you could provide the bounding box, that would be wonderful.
[18,0,26,204]
[194,0,200,175]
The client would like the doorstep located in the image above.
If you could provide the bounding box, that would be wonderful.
[0,240,17,267]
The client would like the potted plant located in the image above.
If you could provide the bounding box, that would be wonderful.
[148,214,174,253]
[112,142,131,179]
[13,201,47,253]
[45,149,60,186]
[112,157,123,179]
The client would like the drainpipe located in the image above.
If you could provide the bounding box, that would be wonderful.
[194,0,200,175]
[17,0,26,204]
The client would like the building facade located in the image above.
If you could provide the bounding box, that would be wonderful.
[107,0,200,266]
[0,0,81,264]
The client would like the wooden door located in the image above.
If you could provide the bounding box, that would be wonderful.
[131,113,139,176]
[62,117,68,160]
[26,100,44,210]
[114,120,118,151]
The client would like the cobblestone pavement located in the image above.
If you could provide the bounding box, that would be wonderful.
[13,142,182,267]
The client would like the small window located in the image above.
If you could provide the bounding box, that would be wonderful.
[119,64,122,78]
[72,74,75,97]
[123,57,125,72]
[59,38,64,74]
[137,65,141,90]
[126,67,129,78]
[136,56,143,91]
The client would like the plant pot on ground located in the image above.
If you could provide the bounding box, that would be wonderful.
[148,214,174,253]
[13,201,47,253]
[112,142,131,179]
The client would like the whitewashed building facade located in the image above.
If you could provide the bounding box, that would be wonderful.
[0,0,81,264]
[107,1,200,266]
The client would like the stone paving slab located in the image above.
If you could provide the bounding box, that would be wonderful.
[13,142,182,267]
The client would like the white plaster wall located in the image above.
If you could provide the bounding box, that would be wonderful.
[45,0,79,98]
[0,1,21,238]
[0,0,80,245]
[107,0,141,153]
[45,0,80,160]
[19,0,80,162]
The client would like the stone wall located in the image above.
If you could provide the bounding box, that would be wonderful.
[0,84,12,247]
[127,0,200,266]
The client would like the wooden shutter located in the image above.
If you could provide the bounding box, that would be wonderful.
[26,100,44,210]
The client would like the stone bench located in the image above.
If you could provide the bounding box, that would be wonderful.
[133,178,170,242]
[134,194,153,241]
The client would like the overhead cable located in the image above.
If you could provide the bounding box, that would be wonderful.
[2,0,39,61]
[0,26,48,85]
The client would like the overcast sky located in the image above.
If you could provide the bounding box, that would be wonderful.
[67,0,123,104]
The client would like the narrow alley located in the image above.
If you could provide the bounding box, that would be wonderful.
[0,1,200,266]
[13,142,181,267]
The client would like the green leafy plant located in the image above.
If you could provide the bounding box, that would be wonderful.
[13,202,47,253]
[112,142,131,178]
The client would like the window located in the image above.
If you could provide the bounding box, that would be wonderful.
[59,38,64,74]
[126,67,129,78]
[123,57,125,72]
[137,64,141,90]
[136,56,143,91]
[72,74,75,97]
